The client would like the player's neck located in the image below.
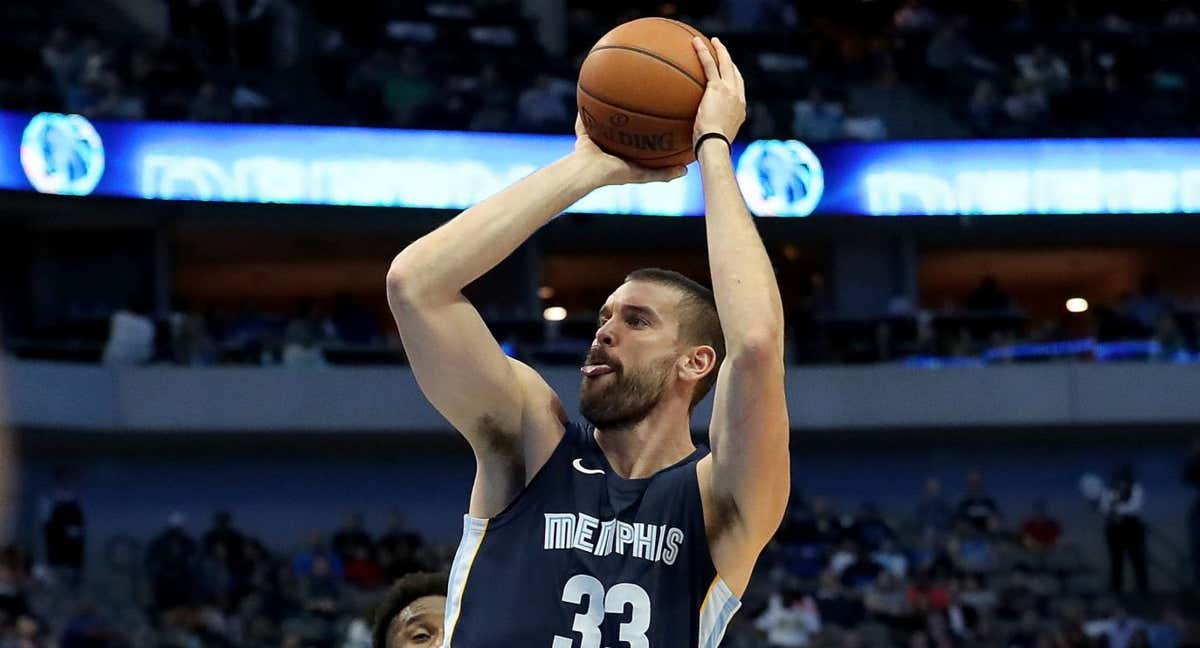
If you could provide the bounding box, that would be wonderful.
[592,405,695,480]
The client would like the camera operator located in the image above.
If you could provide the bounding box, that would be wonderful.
[1100,464,1148,595]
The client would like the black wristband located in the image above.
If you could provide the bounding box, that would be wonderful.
[694,132,731,159]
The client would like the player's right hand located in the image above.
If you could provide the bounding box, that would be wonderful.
[572,114,688,186]
[691,36,746,151]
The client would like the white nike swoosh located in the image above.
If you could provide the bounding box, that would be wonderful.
[572,458,605,475]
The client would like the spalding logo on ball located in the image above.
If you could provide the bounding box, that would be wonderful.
[577,18,719,168]
[736,140,825,217]
[20,112,106,196]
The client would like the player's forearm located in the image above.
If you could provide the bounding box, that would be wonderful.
[699,144,785,353]
[387,151,604,303]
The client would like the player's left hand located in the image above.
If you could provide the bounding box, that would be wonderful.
[691,36,746,150]
[572,113,687,186]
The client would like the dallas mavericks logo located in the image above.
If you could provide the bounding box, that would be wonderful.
[735,140,824,217]
[20,112,106,196]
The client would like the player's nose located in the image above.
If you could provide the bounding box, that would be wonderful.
[594,325,615,347]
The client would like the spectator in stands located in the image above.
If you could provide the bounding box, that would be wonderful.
[1085,604,1146,648]
[3,614,45,648]
[1021,498,1063,550]
[383,47,436,127]
[294,554,342,641]
[791,88,844,142]
[1186,437,1200,588]
[842,102,887,141]
[965,276,1013,313]
[848,502,896,550]
[468,63,515,132]
[906,568,951,616]
[863,571,912,625]
[172,309,220,365]
[332,513,373,564]
[911,477,954,537]
[840,542,886,590]
[956,470,1001,533]
[85,72,145,120]
[0,560,29,633]
[189,81,234,122]
[1016,44,1071,96]
[1122,276,1173,336]
[516,74,573,132]
[1100,464,1149,594]
[1165,1,1200,28]
[754,587,821,647]
[377,514,425,580]
[59,599,122,647]
[293,531,343,581]
[894,0,940,31]
[282,318,327,367]
[813,569,867,629]
[101,298,156,366]
[1154,315,1187,360]
[203,511,246,566]
[41,467,85,589]
[947,520,997,575]
[145,512,198,610]
[343,544,385,590]
[370,572,449,648]
[967,79,1003,133]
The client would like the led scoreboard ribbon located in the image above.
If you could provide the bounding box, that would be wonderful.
[4,110,1200,217]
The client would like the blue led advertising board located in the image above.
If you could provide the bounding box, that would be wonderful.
[4,110,1200,218]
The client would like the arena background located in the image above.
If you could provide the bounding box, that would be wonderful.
[0,0,1199,646]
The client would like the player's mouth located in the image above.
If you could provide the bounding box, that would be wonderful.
[581,364,615,378]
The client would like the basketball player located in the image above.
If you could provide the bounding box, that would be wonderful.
[372,572,450,648]
[386,37,788,646]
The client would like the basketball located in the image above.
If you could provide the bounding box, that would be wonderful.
[577,18,718,168]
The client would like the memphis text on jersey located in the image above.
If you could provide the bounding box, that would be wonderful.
[543,513,685,565]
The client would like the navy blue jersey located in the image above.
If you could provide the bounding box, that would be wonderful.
[443,421,740,647]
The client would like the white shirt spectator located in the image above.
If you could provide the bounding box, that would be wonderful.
[102,309,155,365]
[1100,484,1144,517]
[1085,616,1145,648]
[754,593,821,647]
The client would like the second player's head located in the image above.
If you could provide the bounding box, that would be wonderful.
[372,572,449,648]
[580,268,724,430]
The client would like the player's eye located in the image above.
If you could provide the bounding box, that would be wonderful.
[626,316,647,327]
[411,631,432,643]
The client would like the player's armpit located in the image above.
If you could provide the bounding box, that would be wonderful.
[705,345,790,543]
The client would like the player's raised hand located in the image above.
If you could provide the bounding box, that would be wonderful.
[691,36,746,151]
[572,113,688,187]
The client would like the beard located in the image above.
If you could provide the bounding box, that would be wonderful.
[580,353,675,431]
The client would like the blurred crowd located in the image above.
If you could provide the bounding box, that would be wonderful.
[2,454,1198,647]
[2,0,1200,140]
[730,466,1197,647]
[64,273,1199,369]
[1,507,450,648]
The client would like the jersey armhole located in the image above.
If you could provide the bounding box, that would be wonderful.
[471,422,580,529]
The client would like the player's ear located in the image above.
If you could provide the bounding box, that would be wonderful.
[678,345,717,381]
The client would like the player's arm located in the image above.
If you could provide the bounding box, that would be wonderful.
[692,37,790,543]
[385,120,686,488]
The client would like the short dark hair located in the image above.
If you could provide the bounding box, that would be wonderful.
[624,268,724,411]
[371,572,450,648]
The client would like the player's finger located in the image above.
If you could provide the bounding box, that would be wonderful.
[712,37,735,85]
[692,37,720,82]
[574,112,585,137]
[733,61,746,99]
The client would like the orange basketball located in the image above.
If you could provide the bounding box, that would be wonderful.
[577,18,717,168]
